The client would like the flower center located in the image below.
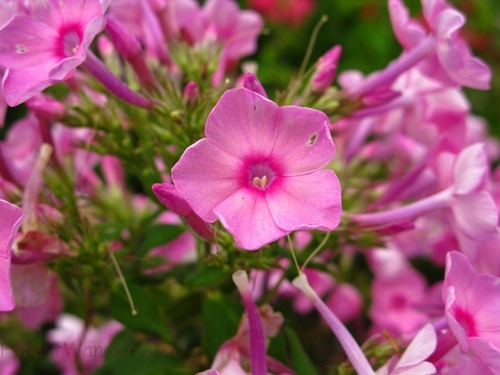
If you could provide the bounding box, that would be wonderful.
[248,162,276,190]
[56,25,82,58]
[454,307,477,337]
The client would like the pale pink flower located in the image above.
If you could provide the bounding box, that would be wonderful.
[47,314,123,375]
[172,87,342,250]
[0,199,23,311]
[376,324,437,375]
[443,251,500,373]
[0,345,20,375]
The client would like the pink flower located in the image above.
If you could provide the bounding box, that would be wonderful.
[47,314,123,375]
[0,345,20,375]
[248,0,314,26]
[443,251,500,373]
[0,199,23,311]
[171,87,342,250]
[376,324,437,375]
[0,0,107,106]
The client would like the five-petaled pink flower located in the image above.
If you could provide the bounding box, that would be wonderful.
[0,0,107,106]
[171,87,342,250]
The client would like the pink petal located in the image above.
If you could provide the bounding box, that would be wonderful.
[271,106,335,176]
[388,0,426,49]
[469,337,500,374]
[394,362,436,375]
[434,8,465,38]
[0,199,23,258]
[397,324,437,368]
[2,63,58,106]
[0,255,15,311]
[437,38,491,90]
[225,10,263,60]
[452,192,498,241]
[172,139,244,222]
[214,188,288,250]
[205,88,279,161]
[266,170,342,231]
[0,15,58,69]
[11,263,50,307]
[453,143,488,195]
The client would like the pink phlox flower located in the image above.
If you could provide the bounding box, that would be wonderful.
[16,271,63,329]
[352,143,499,242]
[165,0,263,85]
[440,345,496,375]
[47,314,123,375]
[0,344,20,375]
[248,0,315,27]
[0,199,23,311]
[172,87,342,250]
[388,0,491,89]
[370,266,429,336]
[443,251,500,373]
[0,0,108,106]
[0,113,42,186]
[376,324,437,375]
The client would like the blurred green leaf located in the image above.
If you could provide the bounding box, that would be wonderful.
[185,266,229,288]
[110,281,173,342]
[93,330,187,375]
[284,327,319,375]
[202,291,243,358]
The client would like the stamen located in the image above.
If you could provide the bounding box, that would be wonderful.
[252,175,268,189]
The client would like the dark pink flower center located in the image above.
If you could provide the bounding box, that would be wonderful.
[454,307,477,337]
[390,294,408,310]
[248,162,276,190]
[56,24,83,58]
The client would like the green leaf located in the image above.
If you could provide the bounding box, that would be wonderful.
[110,281,173,342]
[93,330,188,375]
[284,327,319,375]
[135,224,185,256]
[202,291,243,358]
[185,266,229,288]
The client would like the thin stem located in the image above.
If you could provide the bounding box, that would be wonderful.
[108,248,137,315]
[302,231,331,271]
[298,15,329,79]
[287,234,301,276]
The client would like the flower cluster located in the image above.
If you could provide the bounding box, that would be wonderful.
[0,0,498,374]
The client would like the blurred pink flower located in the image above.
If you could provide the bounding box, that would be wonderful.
[172,87,341,250]
[443,251,500,373]
[248,0,315,26]
[0,0,107,106]
[0,199,23,311]
[47,314,123,375]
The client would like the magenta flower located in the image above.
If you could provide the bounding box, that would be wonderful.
[0,0,107,106]
[0,199,24,311]
[171,87,342,250]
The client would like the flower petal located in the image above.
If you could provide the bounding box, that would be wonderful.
[271,106,335,176]
[0,15,58,69]
[172,139,243,222]
[0,255,15,311]
[214,188,288,250]
[266,170,342,231]
[452,192,498,241]
[205,88,279,160]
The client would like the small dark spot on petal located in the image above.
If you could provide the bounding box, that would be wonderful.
[308,133,318,146]
[253,104,257,112]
